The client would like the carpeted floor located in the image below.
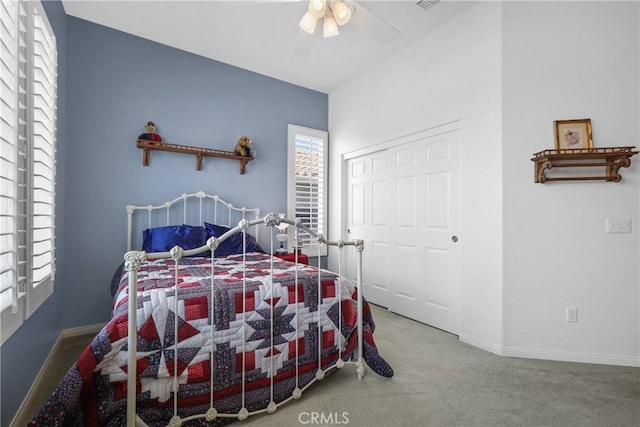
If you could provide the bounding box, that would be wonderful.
[15,332,95,426]
[242,304,640,426]
[18,304,640,426]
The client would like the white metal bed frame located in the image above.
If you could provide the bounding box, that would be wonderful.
[123,191,364,426]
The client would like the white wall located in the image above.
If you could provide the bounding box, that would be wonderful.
[330,0,640,366]
[502,1,639,365]
[329,2,504,351]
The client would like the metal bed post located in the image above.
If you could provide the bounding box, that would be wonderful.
[124,250,144,426]
[126,206,134,252]
[169,246,184,427]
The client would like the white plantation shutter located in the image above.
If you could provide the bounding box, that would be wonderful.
[27,2,55,315]
[287,125,328,256]
[1,0,21,319]
[1,0,56,345]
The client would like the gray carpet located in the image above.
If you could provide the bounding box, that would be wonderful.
[242,304,640,427]
[18,304,639,427]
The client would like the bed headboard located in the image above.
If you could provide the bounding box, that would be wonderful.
[126,191,261,251]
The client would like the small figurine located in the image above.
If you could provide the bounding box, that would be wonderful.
[138,121,162,144]
[234,136,252,157]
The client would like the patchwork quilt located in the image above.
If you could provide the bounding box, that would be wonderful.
[30,253,392,426]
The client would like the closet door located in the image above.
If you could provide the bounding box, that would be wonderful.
[345,129,461,335]
[345,150,391,305]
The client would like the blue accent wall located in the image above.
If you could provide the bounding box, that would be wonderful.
[61,16,327,328]
[1,5,327,424]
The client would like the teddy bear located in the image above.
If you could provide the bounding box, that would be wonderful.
[138,121,162,144]
[234,136,253,157]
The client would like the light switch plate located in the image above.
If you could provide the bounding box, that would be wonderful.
[606,219,632,234]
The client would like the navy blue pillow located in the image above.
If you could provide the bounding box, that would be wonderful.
[142,224,208,254]
[204,222,264,256]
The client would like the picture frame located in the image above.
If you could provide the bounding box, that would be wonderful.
[554,118,593,150]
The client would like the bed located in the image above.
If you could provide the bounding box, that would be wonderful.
[30,191,393,426]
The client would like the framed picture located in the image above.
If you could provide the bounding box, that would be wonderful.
[554,119,593,150]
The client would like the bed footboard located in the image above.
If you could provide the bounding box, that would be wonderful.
[124,213,365,426]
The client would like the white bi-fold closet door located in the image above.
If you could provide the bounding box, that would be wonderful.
[344,127,461,335]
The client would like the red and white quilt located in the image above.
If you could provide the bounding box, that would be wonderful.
[31,253,393,426]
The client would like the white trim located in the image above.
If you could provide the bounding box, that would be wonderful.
[10,323,105,426]
[501,345,640,368]
[458,333,503,356]
[0,294,25,346]
[59,322,105,339]
[459,332,640,367]
[342,119,462,161]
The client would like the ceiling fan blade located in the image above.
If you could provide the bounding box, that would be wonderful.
[291,29,316,57]
[350,1,400,44]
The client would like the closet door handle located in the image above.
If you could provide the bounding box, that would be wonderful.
[451,235,458,243]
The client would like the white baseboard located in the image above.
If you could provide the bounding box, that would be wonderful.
[459,332,503,355]
[459,332,640,367]
[10,323,105,427]
[501,345,640,368]
[59,322,105,339]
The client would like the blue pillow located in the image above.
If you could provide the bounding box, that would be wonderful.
[204,222,264,256]
[142,224,208,254]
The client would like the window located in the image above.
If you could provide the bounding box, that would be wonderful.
[287,125,328,256]
[1,0,57,345]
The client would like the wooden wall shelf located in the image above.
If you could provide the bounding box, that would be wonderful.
[531,146,638,183]
[137,139,253,174]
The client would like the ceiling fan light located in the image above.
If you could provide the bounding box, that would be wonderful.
[330,1,352,26]
[308,0,327,19]
[299,11,318,34]
[323,14,339,38]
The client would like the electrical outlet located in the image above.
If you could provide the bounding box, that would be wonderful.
[566,306,578,322]
[606,219,631,234]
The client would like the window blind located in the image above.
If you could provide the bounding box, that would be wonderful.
[294,134,325,247]
[287,125,328,256]
[0,0,56,344]
[29,3,56,304]
[0,0,21,314]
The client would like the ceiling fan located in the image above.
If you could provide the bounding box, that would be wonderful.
[291,0,402,56]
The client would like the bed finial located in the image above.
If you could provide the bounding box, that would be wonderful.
[264,212,279,228]
[124,251,145,271]
[292,388,302,399]
[170,246,184,261]
[206,236,220,251]
[237,408,249,421]
[205,407,218,421]
[126,205,135,214]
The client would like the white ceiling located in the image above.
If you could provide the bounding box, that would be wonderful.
[61,0,476,93]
